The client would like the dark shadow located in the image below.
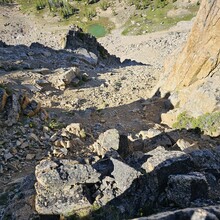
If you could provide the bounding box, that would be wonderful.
[0,39,150,76]
[0,2,16,7]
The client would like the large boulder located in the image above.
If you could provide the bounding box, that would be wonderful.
[166,172,208,208]
[155,0,220,132]
[35,159,101,215]
[35,157,141,218]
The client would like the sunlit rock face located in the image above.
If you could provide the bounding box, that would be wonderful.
[156,0,220,130]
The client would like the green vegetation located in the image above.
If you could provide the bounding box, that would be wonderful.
[0,0,13,4]
[100,0,110,11]
[84,8,97,20]
[127,0,173,10]
[122,1,199,35]
[173,111,220,135]
[36,0,46,10]
[15,0,199,36]
[36,0,77,18]
[16,0,114,37]
[48,119,65,130]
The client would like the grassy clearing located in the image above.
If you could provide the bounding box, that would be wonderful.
[16,0,114,37]
[122,3,199,35]
[13,0,199,36]
[0,0,13,3]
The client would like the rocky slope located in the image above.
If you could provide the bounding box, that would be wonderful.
[0,0,220,220]
[155,0,220,136]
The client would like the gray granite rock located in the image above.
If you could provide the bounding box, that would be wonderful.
[166,172,208,207]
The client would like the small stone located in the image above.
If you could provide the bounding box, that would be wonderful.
[66,123,86,138]
[3,94,21,126]
[72,78,80,86]
[26,153,35,160]
[29,133,40,142]
[16,140,22,146]
[42,51,51,57]
[54,139,62,147]
[20,142,29,149]
[22,84,42,93]
[40,109,49,121]
[0,164,3,173]
[36,79,50,87]
[176,139,199,153]
[60,139,67,148]
[32,68,51,75]
[60,148,68,155]
[139,128,162,139]
[43,126,50,132]
[4,152,13,160]
[92,129,119,157]
[10,147,17,154]
[49,67,80,90]
[50,133,58,142]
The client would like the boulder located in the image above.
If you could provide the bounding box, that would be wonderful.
[35,159,101,215]
[65,123,86,138]
[93,158,141,206]
[92,129,120,157]
[166,172,208,207]
[49,67,80,90]
[22,100,41,117]
[75,48,98,66]
[141,146,193,188]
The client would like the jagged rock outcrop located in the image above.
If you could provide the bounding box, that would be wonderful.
[63,26,120,66]
[0,26,121,74]
[155,0,220,133]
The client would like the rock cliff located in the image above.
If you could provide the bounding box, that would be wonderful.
[156,0,220,135]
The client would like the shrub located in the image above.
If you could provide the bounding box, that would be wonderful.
[173,111,220,135]
[60,1,76,18]
[127,0,151,9]
[153,0,168,8]
[36,0,46,10]
[84,8,97,20]
[0,0,13,4]
[100,1,109,11]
